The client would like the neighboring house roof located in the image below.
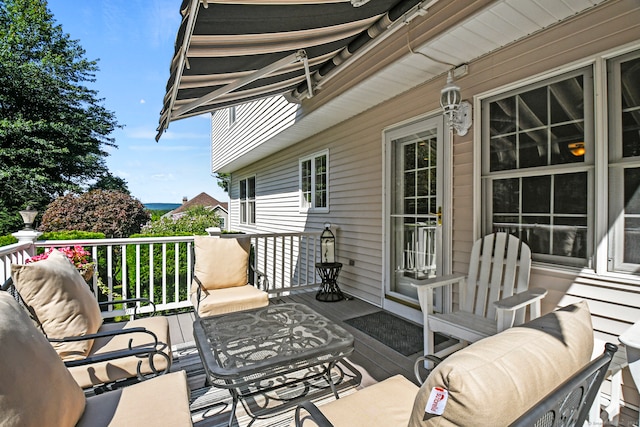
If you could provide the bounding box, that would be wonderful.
[166,192,228,217]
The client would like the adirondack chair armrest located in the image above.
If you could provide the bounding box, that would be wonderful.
[413,273,466,290]
[494,287,548,332]
[493,287,548,312]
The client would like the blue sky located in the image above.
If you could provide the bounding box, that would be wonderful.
[47,0,228,205]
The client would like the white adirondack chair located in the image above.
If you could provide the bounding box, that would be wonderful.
[413,232,548,360]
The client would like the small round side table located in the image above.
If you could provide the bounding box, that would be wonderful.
[315,262,344,302]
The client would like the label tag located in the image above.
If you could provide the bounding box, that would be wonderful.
[425,387,448,415]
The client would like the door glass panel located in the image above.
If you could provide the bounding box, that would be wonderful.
[390,128,439,299]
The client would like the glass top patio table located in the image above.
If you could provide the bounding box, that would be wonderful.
[193,303,355,388]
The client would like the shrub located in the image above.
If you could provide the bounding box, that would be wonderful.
[0,235,18,246]
[39,190,150,238]
[141,205,220,235]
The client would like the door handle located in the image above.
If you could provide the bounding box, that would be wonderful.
[431,206,442,226]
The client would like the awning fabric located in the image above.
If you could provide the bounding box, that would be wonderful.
[157,0,422,141]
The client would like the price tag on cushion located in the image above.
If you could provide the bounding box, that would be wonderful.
[425,387,448,415]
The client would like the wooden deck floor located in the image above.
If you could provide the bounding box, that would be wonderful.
[167,290,639,427]
[166,291,422,426]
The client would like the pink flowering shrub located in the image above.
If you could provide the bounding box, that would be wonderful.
[27,245,93,269]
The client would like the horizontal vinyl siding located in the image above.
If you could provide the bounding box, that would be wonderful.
[211,96,298,172]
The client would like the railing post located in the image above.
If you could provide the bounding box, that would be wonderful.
[11,229,42,257]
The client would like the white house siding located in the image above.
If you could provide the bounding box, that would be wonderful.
[214,0,640,409]
[211,96,298,173]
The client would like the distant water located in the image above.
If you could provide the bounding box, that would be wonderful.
[144,203,181,211]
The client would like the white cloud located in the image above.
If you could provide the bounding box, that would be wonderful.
[151,173,175,182]
[140,99,146,104]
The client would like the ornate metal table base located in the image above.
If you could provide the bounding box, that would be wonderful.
[315,262,344,302]
[193,303,355,426]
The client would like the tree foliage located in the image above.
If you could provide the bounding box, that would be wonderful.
[0,0,119,235]
[87,172,130,194]
[39,190,150,238]
[214,172,230,193]
[141,205,221,235]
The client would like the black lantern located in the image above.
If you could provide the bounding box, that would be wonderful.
[320,224,335,264]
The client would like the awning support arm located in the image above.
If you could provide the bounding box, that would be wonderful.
[297,50,314,99]
[173,49,309,119]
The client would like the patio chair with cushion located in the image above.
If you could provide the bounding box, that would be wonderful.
[0,292,192,427]
[190,235,269,317]
[3,249,172,390]
[294,301,617,426]
[413,232,548,361]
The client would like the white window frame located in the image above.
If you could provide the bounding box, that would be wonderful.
[239,176,255,225]
[299,149,329,213]
[478,43,640,278]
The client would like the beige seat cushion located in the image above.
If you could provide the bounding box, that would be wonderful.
[11,249,103,360]
[296,374,419,427]
[0,292,86,427]
[409,301,594,426]
[191,284,269,317]
[77,370,192,427]
[68,316,172,389]
[193,236,251,290]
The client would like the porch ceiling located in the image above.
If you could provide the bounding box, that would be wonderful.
[158,0,606,170]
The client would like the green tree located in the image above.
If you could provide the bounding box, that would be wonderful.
[0,0,119,235]
[214,172,230,193]
[87,172,130,194]
[39,190,150,238]
[141,205,221,235]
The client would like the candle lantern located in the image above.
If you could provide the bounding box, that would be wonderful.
[320,224,335,264]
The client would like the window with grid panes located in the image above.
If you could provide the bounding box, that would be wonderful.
[300,150,328,212]
[240,177,255,225]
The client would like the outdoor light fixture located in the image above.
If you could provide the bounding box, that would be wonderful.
[440,70,472,136]
[320,224,335,264]
[18,206,38,230]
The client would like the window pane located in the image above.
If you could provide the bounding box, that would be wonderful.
[555,172,587,214]
[490,135,516,171]
[240,179,247,199]
[522,176,551,213]
[490,97,516,136]
[404,171,415,198]
[248,177,255,199]
[621,57,640,158]
[553,217,587,258]
[518,87,547,131]
[550,76,584,124]
[551,123,585,164]
[240,201,246,223]
[493,178,519,213]
[624,168,640,264]
[624,217,640,264]
[249,201,256,224]
[404,143,415,171]
[315,155,327,208]
[519,130,547,168]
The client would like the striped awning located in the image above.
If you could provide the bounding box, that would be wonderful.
[156,0,423,141]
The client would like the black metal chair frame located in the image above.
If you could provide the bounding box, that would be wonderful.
[1,277,171,390]
[294,343,618,427]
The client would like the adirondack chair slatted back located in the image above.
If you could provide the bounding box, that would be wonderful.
[464,233,532,321]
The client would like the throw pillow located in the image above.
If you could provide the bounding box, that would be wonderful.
[192,236,250,291]
[12,249,103,360]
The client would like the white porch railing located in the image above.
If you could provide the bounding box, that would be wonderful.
[0,232,323,318]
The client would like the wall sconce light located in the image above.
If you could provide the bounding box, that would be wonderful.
[18,206,38,230]
[320,223,335,264]
[440,70,472,136]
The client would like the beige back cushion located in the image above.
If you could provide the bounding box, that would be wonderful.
[193,236,250,291]
[409,301,594,426]
[0,292,86,426]
[12,249,103,360]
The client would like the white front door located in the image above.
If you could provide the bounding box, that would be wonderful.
[384,115,450,319]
